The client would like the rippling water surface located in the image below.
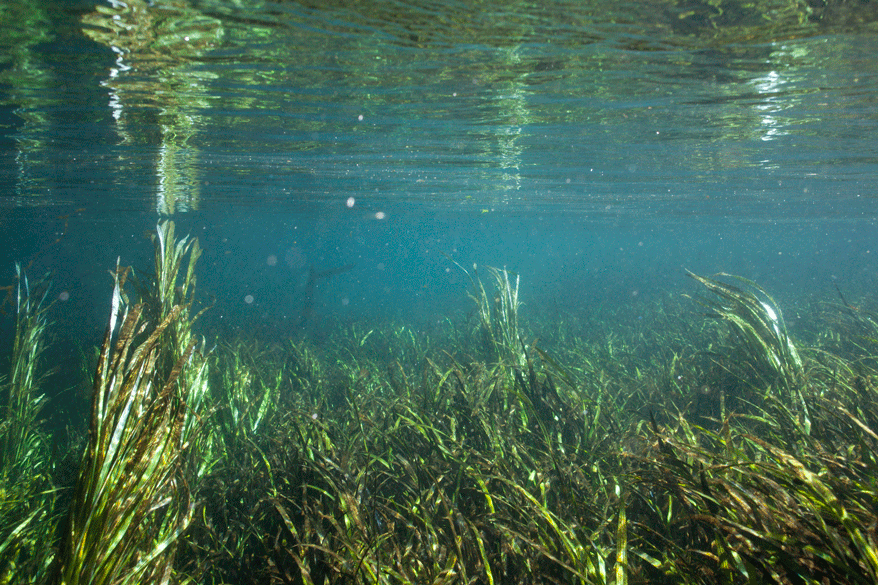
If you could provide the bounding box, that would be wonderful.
[1,0,877,335]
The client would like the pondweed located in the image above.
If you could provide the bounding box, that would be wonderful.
[0,267,56,584]
[52,221,208,585]
[4,238,878,584]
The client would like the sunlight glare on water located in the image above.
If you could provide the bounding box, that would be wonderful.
[0,0,867,218]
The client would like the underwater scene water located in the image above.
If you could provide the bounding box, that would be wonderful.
[2,0,878,583]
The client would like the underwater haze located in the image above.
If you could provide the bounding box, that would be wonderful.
[1,0,876,339]
[4,1,878,583]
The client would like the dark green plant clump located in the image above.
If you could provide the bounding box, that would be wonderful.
[1,225,877,584]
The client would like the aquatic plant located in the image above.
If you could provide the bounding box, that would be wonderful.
[210,340,280,449]
[132,220,204,361]
[445,255,525,367]
[0,267,56,583]
[626,399,878,585]
[687,271,810,433]
[0,267,51,476]
[5,220,878,585]
[51,221,208,585]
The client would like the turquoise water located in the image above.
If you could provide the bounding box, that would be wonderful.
[1,0,877,360]
[4,3,878,582]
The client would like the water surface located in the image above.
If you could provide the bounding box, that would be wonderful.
[1,0,876,341]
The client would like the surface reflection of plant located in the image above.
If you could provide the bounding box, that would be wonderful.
[0,0,58,198]
[82,0,223,214]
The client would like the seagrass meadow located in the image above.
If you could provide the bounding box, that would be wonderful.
[2,221,878,585]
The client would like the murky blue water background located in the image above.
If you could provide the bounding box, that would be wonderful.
[1,0,877,369]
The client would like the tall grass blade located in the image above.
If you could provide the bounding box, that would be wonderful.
[53,221,206,585]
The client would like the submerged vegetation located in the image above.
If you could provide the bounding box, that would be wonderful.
[1,223,878,584]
